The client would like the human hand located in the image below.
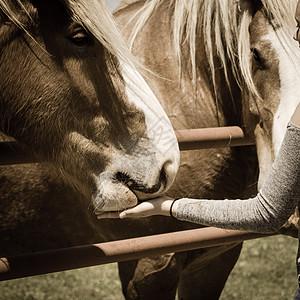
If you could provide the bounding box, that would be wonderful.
[96,196,175,219]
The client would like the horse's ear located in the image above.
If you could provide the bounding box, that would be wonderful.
[239,0,262,15]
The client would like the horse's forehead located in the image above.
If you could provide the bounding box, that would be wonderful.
[249,10,271,43]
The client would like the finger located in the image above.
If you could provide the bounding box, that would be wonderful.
[119,205,152,218]
[119,206,148,218]
[119,209,137,219]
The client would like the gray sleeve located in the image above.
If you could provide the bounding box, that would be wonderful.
[175,123,300,233]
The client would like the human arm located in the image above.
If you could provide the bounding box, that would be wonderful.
[174,121,300,233]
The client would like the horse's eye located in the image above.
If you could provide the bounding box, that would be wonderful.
[251,48,261,63]
[250,47,265,71]
[69,31,92,47]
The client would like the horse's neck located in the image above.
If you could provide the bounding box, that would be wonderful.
[115,1,241,130]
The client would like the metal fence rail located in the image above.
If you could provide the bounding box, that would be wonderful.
[0,227,272,281]
[0,126,255,165]
[175,126,255,150]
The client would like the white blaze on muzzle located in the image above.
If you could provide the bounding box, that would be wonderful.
[120,61,180,184]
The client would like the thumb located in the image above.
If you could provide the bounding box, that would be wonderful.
[118,202,154,218]
[119,209,131,219]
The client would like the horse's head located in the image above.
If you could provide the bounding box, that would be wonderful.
[239,0,300,188]
[0,0,180,211]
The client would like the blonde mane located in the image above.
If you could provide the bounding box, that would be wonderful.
[126,0,297,95]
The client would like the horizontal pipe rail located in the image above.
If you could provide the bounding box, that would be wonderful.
[0,227,272,281]
[176,126,255,151]
[0,126,255,165]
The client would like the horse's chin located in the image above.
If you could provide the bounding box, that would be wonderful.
[92,179,138,212]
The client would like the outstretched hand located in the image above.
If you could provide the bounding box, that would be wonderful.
[96,196,175,219]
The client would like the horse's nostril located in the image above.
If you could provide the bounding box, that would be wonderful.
[115,172,143,191]
[115,172,132,185]
[115,166,168,195]
[159,164,168,188]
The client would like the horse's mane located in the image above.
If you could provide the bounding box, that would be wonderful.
[125,0,297,95]
[0,0,137,70]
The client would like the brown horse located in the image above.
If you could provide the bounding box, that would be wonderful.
[0,0,180,266]
[112,0,299,299]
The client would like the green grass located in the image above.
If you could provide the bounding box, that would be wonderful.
[0,235,298,299]
[221,235,298,300]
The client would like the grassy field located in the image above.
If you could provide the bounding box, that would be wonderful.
[0,235,298,299]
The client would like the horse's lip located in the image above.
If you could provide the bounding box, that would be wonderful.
[93,179,138,212]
